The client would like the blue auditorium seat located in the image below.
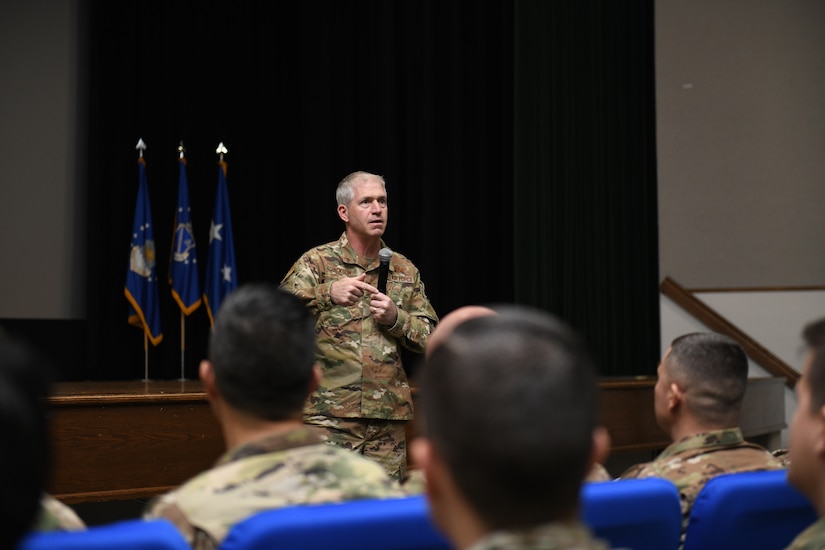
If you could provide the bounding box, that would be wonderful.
[582,477,682,550]
[219,495,451,550]
[682,469,817,550]
[17,518,189,550]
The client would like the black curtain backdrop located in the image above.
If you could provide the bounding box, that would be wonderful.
[513,1,661,377]
[82,0,657,381]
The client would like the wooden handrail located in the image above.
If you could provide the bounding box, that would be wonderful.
[660,276,799,388]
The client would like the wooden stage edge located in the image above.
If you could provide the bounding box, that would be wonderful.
[48,380,225,504]
[48,377,785,504]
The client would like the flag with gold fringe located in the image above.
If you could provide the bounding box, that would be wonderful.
[169,155,202,315]
[125,155,163,346]
[204,151,238,326]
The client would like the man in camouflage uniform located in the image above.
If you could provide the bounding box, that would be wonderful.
[281,171,438,481]
[143,284,405,549]
[410,306,612,549]
[618,332,784,548]
[785,317,825,550]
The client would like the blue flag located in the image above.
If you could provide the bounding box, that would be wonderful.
[204,160,238,326]
[169,157,202,315]
[125,158,163,346]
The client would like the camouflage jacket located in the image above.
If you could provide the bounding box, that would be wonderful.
[618,427,784,545]
[785,516,825,550]
[143,425,406,549]
[469,522,610,550]
[281,233,438,420]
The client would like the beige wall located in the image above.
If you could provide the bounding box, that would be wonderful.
[0,0,84,319]
[657,0,825,288]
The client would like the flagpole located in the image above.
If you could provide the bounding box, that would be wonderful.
[143,332,149,382]
[178,142,187,381]
[141,140,150,383]
[140,138,149,383]
[179,310,186,381]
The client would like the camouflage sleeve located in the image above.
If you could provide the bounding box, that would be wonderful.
[280,253,334,313]
[616,462,652,479]
[382,269,437,355]
[143,492,198,546]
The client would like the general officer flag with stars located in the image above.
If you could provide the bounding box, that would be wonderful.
[169,155,201,315]
[204,157,238,327]
[125,156,163,346]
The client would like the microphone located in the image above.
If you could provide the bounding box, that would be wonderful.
[377,247,392,294]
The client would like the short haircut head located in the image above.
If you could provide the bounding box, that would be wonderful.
[0,331,53,544]
[665,332,748,426]
[419,305,600,528]
[425,305,497,360]
[802,317,825,412]
[335,171,386,206]
[208,283,317,420]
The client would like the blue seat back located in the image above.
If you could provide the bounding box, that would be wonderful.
[219,495,451,550]
[582,478,682,550]
[682,469,817,550]
[17,518,189,550]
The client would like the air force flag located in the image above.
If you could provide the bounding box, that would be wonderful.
[125,157,163,345]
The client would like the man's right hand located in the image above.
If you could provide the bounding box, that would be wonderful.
[331,273,379,306]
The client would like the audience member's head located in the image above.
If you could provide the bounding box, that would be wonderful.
[411,306,609,548]
[655,332,748,437]
[787,316,825,514]
[424,305,496,360]
[404,305,497,487]
[146,283,404,547]
[201,283,319,426]
[0,329,54,546]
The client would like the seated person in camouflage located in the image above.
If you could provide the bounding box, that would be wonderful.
[784,316,825,550]
[403,305,499,494]
[618,332,784,547]
[411,306,612,549]
[772,447,792,467]
[143,283,405,549]
[0,330,86,543]
[404,304,611,494]
[34,493,85,532]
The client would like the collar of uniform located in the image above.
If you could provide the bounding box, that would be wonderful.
[337,232,387,269]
